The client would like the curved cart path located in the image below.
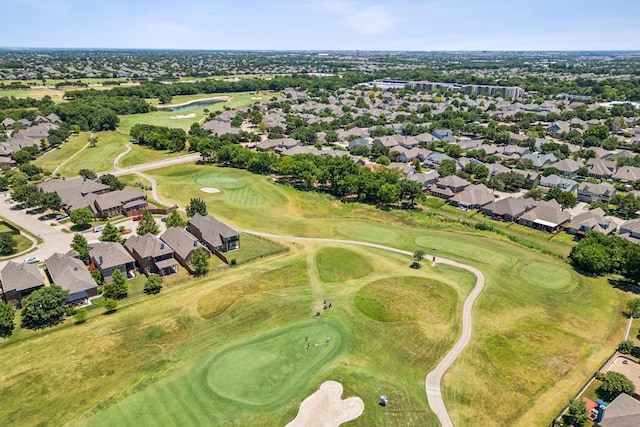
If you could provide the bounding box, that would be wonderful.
[113,143,132,169]
[242,231,485,427]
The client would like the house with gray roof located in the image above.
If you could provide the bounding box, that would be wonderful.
[596,392,640,427]
[613,166,640,183]
[482,197,538,222]
[0,261,44,307]
[619,219,640,244]
[1,117,15,130]
[566,208,622,237]
[586,158,616,179]
[90,242,136,283]
[188,213,239,253]
[92,188,147,217]
[522,153,557,169]
[538,174,578,193]
[549,159,584,178]
[45,252,98,305]
[577,182,616,204]
[408,171,440,190]
[449,184,495,211]
[518,199,572,233]
[428,175,470,199]
[125,233,178,276]
[160,227,210,270]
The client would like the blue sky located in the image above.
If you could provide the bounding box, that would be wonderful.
[1,0,639,50]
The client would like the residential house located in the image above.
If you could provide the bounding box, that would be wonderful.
[613,166,640,183]
[423,152,455,169]
[518,199,572,233]
[619,219,640,244]
[160,226,211,270]
[188,213,240,253]
[408,171,440,190]
[90,242,136,283]
[45,252,98,305]
[38,178,110,212]
[566,208,622,237]
[549,159,584,178]
[256,138,300,152]
[577,182,616,204]
[595,393,640,427]
[546,121,571,137]
[92,188,147,217]
[585,158,616,179]
[521,153,557,170]
[0,261,44,307]
[538,174,578,193]
[347,137,370,150]
[428,175,470,199]
[46,113,62,124]
[432,129,455,142]
[125,233,179,276]
[482,197,538,222]
[448,184,495,210]
[1,117,15,130]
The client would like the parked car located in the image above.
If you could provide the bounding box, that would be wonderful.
[132,215,143,221]
[93,225,105,233]
[55,213,69,220]
[160,216,167,222]
[24,257,39,264]
[410,261,421,269]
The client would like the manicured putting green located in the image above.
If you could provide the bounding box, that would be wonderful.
[82,321,344,426]
[335,222,402,245]
[519,261,573,289]
[194,172,246,190]
[355,276,457,323]
[415,235,509,265]
[316,247,372,282]
[208,322,343,406]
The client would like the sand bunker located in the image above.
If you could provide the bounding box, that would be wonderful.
[170,113,197,119]
[286,381,364,427]
[200,187,221,193]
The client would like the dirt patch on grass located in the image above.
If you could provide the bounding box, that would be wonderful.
[286,381,364,427]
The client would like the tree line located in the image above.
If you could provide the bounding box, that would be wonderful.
[569,231,640,281]
[130,124,187,151]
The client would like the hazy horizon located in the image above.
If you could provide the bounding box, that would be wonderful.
[2,0,639,51]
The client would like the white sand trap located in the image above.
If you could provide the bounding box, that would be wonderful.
[286,381,364,427]
[200,187,221,193]
[170,113,197,119]
[251,97,263,100]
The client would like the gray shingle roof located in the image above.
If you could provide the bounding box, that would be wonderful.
[90,242,135,269]
[125,233,174,259]
[45,252,96,296]
[1,261,44,293]
[160,227,208,260]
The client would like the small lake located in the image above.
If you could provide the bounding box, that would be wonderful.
[168,99,223,112]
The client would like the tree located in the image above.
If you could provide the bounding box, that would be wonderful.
[524,188,545,201]
[377,183,400,205]
[98,174,124,191]
[165,210,186,228]
[144,274,163,295]
[137,210,160,236]
[186,198,208,217]
[618,340,634,354]
[413,249,426,266]
[0,302,15,337]
[398,179,424,206]
[39,192,63,211]
[70,207,94,228]
[88,134,99,147]
[104,298,118,314]
[191,246,209,276]
[546,188,577,210]
[597,371,635,401]
[103,268,128,299]
[437,159,457,177]
[626,298,640,317]
[100,222,123,243]
[74,308,87,324]
[71,233,90,265]
[21,285,69,329]
[446,144,462,158]
[0,234,17,256]
[91,268,103,286]
[78,168,97,180]
[376,155,391,166]
[566,399,589,427]
[569,241,611,275]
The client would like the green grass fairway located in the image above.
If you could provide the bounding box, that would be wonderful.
[230,233,288,265]
[316,247,372,282]
[520,261,573,289]
[33,132,89,173]
[335,222,403,245]
[355,276,457,323]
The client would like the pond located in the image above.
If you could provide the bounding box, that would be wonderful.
[163,99,224,112]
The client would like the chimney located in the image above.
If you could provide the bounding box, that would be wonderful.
[193,240,198,248]
[160,243,165,250]
[99,255,103,265]
[74,266,78,271]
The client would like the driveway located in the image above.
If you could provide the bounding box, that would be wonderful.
[0,194,74,270]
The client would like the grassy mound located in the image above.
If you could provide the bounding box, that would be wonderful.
[519,261,573,289]
[355,276,457,323]
[316,247,372,282]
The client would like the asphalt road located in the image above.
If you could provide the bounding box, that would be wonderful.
[241,231,485,427]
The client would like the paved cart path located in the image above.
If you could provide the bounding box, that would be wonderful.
[242,231,485,427]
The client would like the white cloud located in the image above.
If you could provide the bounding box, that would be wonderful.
[310,0,397,35]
